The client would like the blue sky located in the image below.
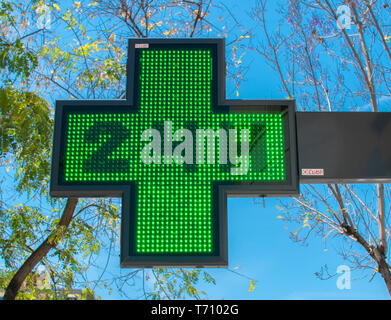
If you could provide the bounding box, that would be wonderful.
[202,197,389,300]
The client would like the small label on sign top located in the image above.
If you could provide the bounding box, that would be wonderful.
[135,43,149,49]
[302,168,324,176]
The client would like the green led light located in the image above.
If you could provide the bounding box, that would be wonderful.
[63,48,286,255]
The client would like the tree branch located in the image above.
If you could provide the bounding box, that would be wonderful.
[3,198,79,300]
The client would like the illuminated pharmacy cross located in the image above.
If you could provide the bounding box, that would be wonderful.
[64,45,286,264]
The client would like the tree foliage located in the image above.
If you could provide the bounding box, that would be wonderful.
[0,0,254,300]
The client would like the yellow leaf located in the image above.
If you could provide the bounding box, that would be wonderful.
[6,167,10,172]
[249,280,256,292]
[303,216,310,228]
[53,3,61,11]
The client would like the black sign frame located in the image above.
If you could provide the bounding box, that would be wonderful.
[50,38,299,268]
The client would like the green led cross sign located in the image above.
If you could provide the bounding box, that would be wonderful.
[50,39,298,268]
